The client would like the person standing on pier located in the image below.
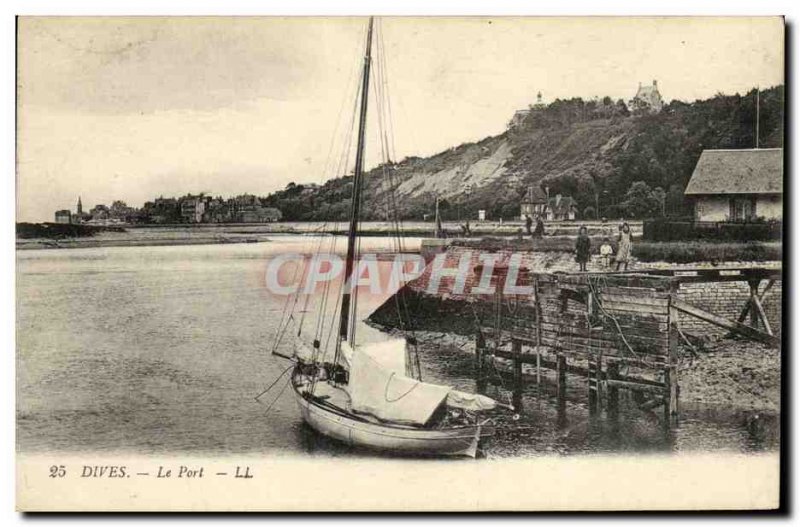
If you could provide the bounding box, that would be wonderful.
[600,237,613,268]
[525,214,533,236]
[615,222,633,271]
[575,225,591,272]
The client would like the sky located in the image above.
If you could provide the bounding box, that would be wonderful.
[16,16,784,222]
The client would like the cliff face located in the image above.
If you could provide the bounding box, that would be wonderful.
[263,86,783,221]
[355,117,634,221]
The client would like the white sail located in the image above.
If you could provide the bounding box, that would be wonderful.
[348,344,450,426]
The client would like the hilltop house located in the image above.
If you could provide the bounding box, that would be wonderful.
[519,186,547,220]
[630,80,664,113]
[543,194,578,221]
[508,92,546,129]
[684,148,783,222]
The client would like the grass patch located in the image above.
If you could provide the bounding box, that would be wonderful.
[633,241,782,263]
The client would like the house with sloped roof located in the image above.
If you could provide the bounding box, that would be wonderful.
[543,194,578,221]
[519,186,548,220]
[684,148,783,222]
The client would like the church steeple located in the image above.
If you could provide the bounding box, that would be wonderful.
[77,196,83,215]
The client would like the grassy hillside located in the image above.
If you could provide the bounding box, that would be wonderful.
[262,86,783,221]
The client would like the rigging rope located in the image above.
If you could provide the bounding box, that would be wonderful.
[255,364,294,402]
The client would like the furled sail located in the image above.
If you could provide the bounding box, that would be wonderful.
[347,343,450,426]
[345,339,497,425]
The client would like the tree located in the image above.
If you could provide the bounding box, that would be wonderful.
[651,186,666,217]
[621,181,661,218]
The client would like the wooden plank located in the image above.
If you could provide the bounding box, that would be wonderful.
[590,274,674,290]
[560,287,589,305]
[751,293,773,336]
[672,298,779,347]
[539,336,667,358]
[598,293,671,308]
[604,315,670,332]
[601,306,670,318]
[606,378,668,394]
[556,354,567,413]
[536,329,668,351]
[609,267,781,281]
[672,274,778,285]
[537,321,668,342]
[598,301,670,317]
[759,279,776,300]
[537,332,667,352]
[596,286,672,299]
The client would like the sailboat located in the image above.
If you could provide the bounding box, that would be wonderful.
[272,17,499,457]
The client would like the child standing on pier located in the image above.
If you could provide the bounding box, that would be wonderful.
[600,237,613,268]
[575,225,591,272]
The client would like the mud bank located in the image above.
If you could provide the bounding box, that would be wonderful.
[678,338,780,412]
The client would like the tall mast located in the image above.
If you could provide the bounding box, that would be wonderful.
[339,16,374,345]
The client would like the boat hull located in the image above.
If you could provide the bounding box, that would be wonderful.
[292,378,493,458]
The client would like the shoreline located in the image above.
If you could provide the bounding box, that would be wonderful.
[15,236,269,251]
[16,220,644,251]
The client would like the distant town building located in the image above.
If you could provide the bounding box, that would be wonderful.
[684,148,783,222]
[519,186,547,220]
[543,194,578,221]
[630,80,664,113]
[478,210,486,221]
[229,194,282,223]
[180,194,211,223]
[89,204,110,220]
[54,210,72,224]
[69,196,91,223]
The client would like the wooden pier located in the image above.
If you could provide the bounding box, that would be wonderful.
[473,267,781,424]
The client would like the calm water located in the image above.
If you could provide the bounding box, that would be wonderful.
[17,237,778,458]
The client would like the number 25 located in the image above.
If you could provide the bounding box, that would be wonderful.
[49,465,66,478]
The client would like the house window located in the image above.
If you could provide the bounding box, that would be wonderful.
[729,197,756,222]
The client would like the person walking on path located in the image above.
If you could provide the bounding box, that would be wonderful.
[615,222,633,271]
[575,225,591,272]
[525,214,533,236]
[533,215,545,238]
